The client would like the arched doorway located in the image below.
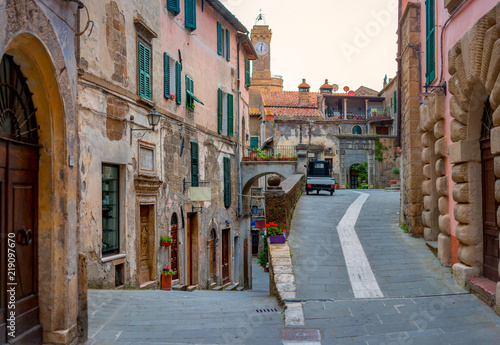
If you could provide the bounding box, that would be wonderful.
[0,54,42,343]
[349,164,360,189]
[208,229,217,284]
[170,213,179,280]
[480,100,499,282]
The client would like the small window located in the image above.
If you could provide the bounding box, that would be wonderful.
[186,76,195,110]
[245,59,251,87]
[352,125,362,135]
[217,89,233,136]
[250,136,259,150]
[102,164,120,256]
[217,22,230,60]
[139,142,155,175]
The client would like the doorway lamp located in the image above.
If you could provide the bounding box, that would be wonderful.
[130,108,162,144]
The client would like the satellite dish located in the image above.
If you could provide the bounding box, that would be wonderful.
[332,84,339,92]
[348,91,356,96]
[343,86,350,92]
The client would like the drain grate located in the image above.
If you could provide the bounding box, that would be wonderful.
[282,329,321,341]
[251,307,279,313]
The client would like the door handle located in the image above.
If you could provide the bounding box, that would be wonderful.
[16,226,32,246]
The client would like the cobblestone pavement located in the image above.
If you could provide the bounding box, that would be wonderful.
[288,190,500,344]
[84,258,284,345]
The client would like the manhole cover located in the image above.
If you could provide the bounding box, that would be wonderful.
[282,329,321,341]
[251,308,279,313]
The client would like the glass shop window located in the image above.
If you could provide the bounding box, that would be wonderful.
[102,164,120,256]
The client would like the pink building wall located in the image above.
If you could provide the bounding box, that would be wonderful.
[417,0,499,263]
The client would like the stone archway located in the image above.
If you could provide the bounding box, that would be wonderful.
[447,4,500,288]
[2,6,79,342]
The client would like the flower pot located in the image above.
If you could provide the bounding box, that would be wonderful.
[243,157,250,161]
[160,241,171,247]
[263,266,269,272]
[250,150,257,160]
[161,274,172,290]
[269,234,286,244]
[390,180,398,185]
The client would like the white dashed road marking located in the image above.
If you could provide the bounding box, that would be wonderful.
[336,191,383,298]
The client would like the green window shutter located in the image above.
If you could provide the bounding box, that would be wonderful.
[186,76,195,109]
[425,0,436,85]
[176,61,182,105]
[250,137,259,150]
[217,88,223,134]
[164,53,170,99]
[245,59,251,87]
[227,93,234,137]
[185,0,196,30]
[223,157,231,208]
[226,29,230,61]
[138,42,151,100]
[191,142,199,187]
[217,22,222,55]
[167,0,180,15]
[394,90,397,114]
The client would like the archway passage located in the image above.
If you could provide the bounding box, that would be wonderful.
[0,54,42,344]
[480,101,499,282]
[170,213,179,280]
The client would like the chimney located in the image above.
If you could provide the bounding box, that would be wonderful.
[320,79,333,94]
[298,78,310,107]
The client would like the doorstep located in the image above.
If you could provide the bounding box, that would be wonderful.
[467,277,497,307]
[139,280,156,289]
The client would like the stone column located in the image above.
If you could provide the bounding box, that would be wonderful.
[365,99,369,118]
[343,99,347,118]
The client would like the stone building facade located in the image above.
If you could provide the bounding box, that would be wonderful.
[0,0,81,343]
[398,0,500,313]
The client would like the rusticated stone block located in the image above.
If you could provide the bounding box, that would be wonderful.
[435,137,446,158]
[422,147,431,164]
[498,206,500,228]
[407,189,423,204]
[434,120,445,139]
[436,176,448,196]
[450,120,467,142]
[486,40,500,95]
[422,180,432,195]
[457,243,482,268]
[456,223,481,245]
[423,196,432,210]
[449,95,468,125]
[438,196,449,215]
[490,72,500,110]
[438,233,451,267]
[439,214,450,236]
[493,105,500,127]
[436,158,446,176]
[422,211,432,227]
[449,140,481,164]
[421,132,430,148]
[491,127,500,155]
[452,163,468,183]
[452,183,469,203]
[454,203,471,224]
[496,180,500,203]
[423,164,431,179]
[453,263,480,288]
[495,157,500,178]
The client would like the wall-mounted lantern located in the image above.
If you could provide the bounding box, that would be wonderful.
[130,108,162,144]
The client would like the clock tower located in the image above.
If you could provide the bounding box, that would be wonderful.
[249,23,283,108]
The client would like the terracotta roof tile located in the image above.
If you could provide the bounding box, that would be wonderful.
[261,90,319,108]
[249,108,261,115]
[265,107,321,118]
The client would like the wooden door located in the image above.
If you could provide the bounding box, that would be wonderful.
[350,165,359,189]
[482,140,499,282]
[208,230,216,283]
[170,221,179,281]
[251,231,259,256]
[139,205,152,284]
[0,140,42,344]
[222,229,230,284]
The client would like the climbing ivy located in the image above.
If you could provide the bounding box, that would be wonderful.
[375,138,387,162]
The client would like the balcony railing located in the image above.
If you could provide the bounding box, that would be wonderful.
[243,145,297,161]
[367,107,389,118]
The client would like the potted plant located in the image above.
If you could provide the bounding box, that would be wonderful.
[266,222,286,244]
[169,94,175,101]
[390,167,400,185]
[160,235,172,247]
[256,148,265,161]
[160,265,174,290]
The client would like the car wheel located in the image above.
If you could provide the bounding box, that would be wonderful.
[330,190,334,196]
[317,190,320,195]
[306,191,309,195]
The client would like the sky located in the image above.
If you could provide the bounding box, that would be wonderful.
[221,0,399,93]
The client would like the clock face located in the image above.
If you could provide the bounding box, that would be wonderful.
[254,41,269,55]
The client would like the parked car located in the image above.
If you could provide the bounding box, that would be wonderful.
[306,160,336,195]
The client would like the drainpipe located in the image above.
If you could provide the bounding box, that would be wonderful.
[397,0,402,150]
[236,41,242,218]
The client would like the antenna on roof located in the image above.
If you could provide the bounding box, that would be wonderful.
[255,9,266,25]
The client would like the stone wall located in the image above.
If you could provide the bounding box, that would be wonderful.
[400,2,424,235]
[265,174,304,235]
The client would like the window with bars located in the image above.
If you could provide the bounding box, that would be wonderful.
[481,99,493,141]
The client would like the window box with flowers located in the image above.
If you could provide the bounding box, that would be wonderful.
[266,222,286,244]
[160,235,172,247]
[161,265,175,290]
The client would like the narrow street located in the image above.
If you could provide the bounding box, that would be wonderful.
[288,190,500,344]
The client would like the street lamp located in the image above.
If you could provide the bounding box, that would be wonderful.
[130,108,162,144]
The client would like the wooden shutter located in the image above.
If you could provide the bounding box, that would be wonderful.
[138,42,151,100]
[167,0,180,15]
[245,59,251,87]
[186,76,194,109]
[224,157,231,207]
[393,90,397,113]
[217,88,223,134]
[164,53,170,99]
[250,137,259,150]
[191,142,199,187]
[217,22,222,55]
[185,0,196,30]
[426,0,436,84]
[176,61,182,104]
[227,93,234,137]
[226,29,230,61]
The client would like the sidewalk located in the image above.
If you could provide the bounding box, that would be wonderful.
[84,258,284,345]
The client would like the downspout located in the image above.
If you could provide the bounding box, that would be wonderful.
[396,0,402,151]
[236,41,242,217]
